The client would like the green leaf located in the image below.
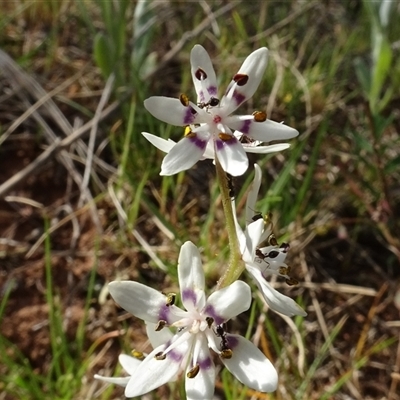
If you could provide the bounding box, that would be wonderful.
[370,32,392,113]
[93,32,114,78]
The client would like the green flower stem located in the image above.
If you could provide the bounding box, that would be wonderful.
[215,158,245,289]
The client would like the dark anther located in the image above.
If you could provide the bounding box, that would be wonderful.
[206,317,214,329]
[268,234,278,246]
[233,73,249,86]
[255,249,265,259]
[280,242,290,252]
[155,320,167,331]
[195,68,207,81]
[155,352,166,360]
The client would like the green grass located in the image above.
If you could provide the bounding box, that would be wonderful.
[0,1,399,399]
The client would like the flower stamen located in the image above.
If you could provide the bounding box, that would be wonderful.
[165,293,176,307]
[155,320,167,331]
[184,126,196,138]
[131,349,145,360]
[218,132,233,141]
[220,348,233,359]
[233,73,249,86]
[187,364,200,378]
[155,352,166,360]
[180,93,190,107]
[253,110,267,122]
[195,67,207,81]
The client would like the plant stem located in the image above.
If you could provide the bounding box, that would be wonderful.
[215,158,244,289]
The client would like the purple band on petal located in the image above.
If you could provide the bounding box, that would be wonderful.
[168,349,183,362]
[215,138,235,151]
[183,107,197,125]
[188,136,207,150]
[207,86,217,96]
[233,90,246,105]
[199,356,213,370]
[182,288,197,306]
[240,119,251,134]
[203,304,224,325]
[215,139,224,151]
[158,305,171,322]
[226,334,239,349]
[198,90,205,103]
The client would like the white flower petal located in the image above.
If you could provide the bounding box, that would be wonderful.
[124,343,183,397]
[108,281,180,324]
[243,143,290,153]
[142,132,176,153]
[202,140,215,159]
[245,163,262,227]
[190,45,218,103]
[246,265,307,317]
[178,241,206,310]
[244,219,264,259]
[205,281,251,324]
[94,374,130,387]
[228,116,299,142]
[185,334,216,400]
[119,354,142,375]
[222,48,269,114]
[146,322,173,349]
[215,136,248,176]
[232,199,248,254]
[160,135,208,176]
[144,96,199,126]
[221,334,278,392]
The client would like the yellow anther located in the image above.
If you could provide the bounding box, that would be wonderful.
[279,267,289,275]
[166,293,176,307]
[220,349,233,359]
[184,126,196,138]
[179,93,190,106]
[131,350,145,360]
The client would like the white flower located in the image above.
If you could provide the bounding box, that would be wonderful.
[96,241,278,399]
[143,44,298,177]
[234,164,307,317]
